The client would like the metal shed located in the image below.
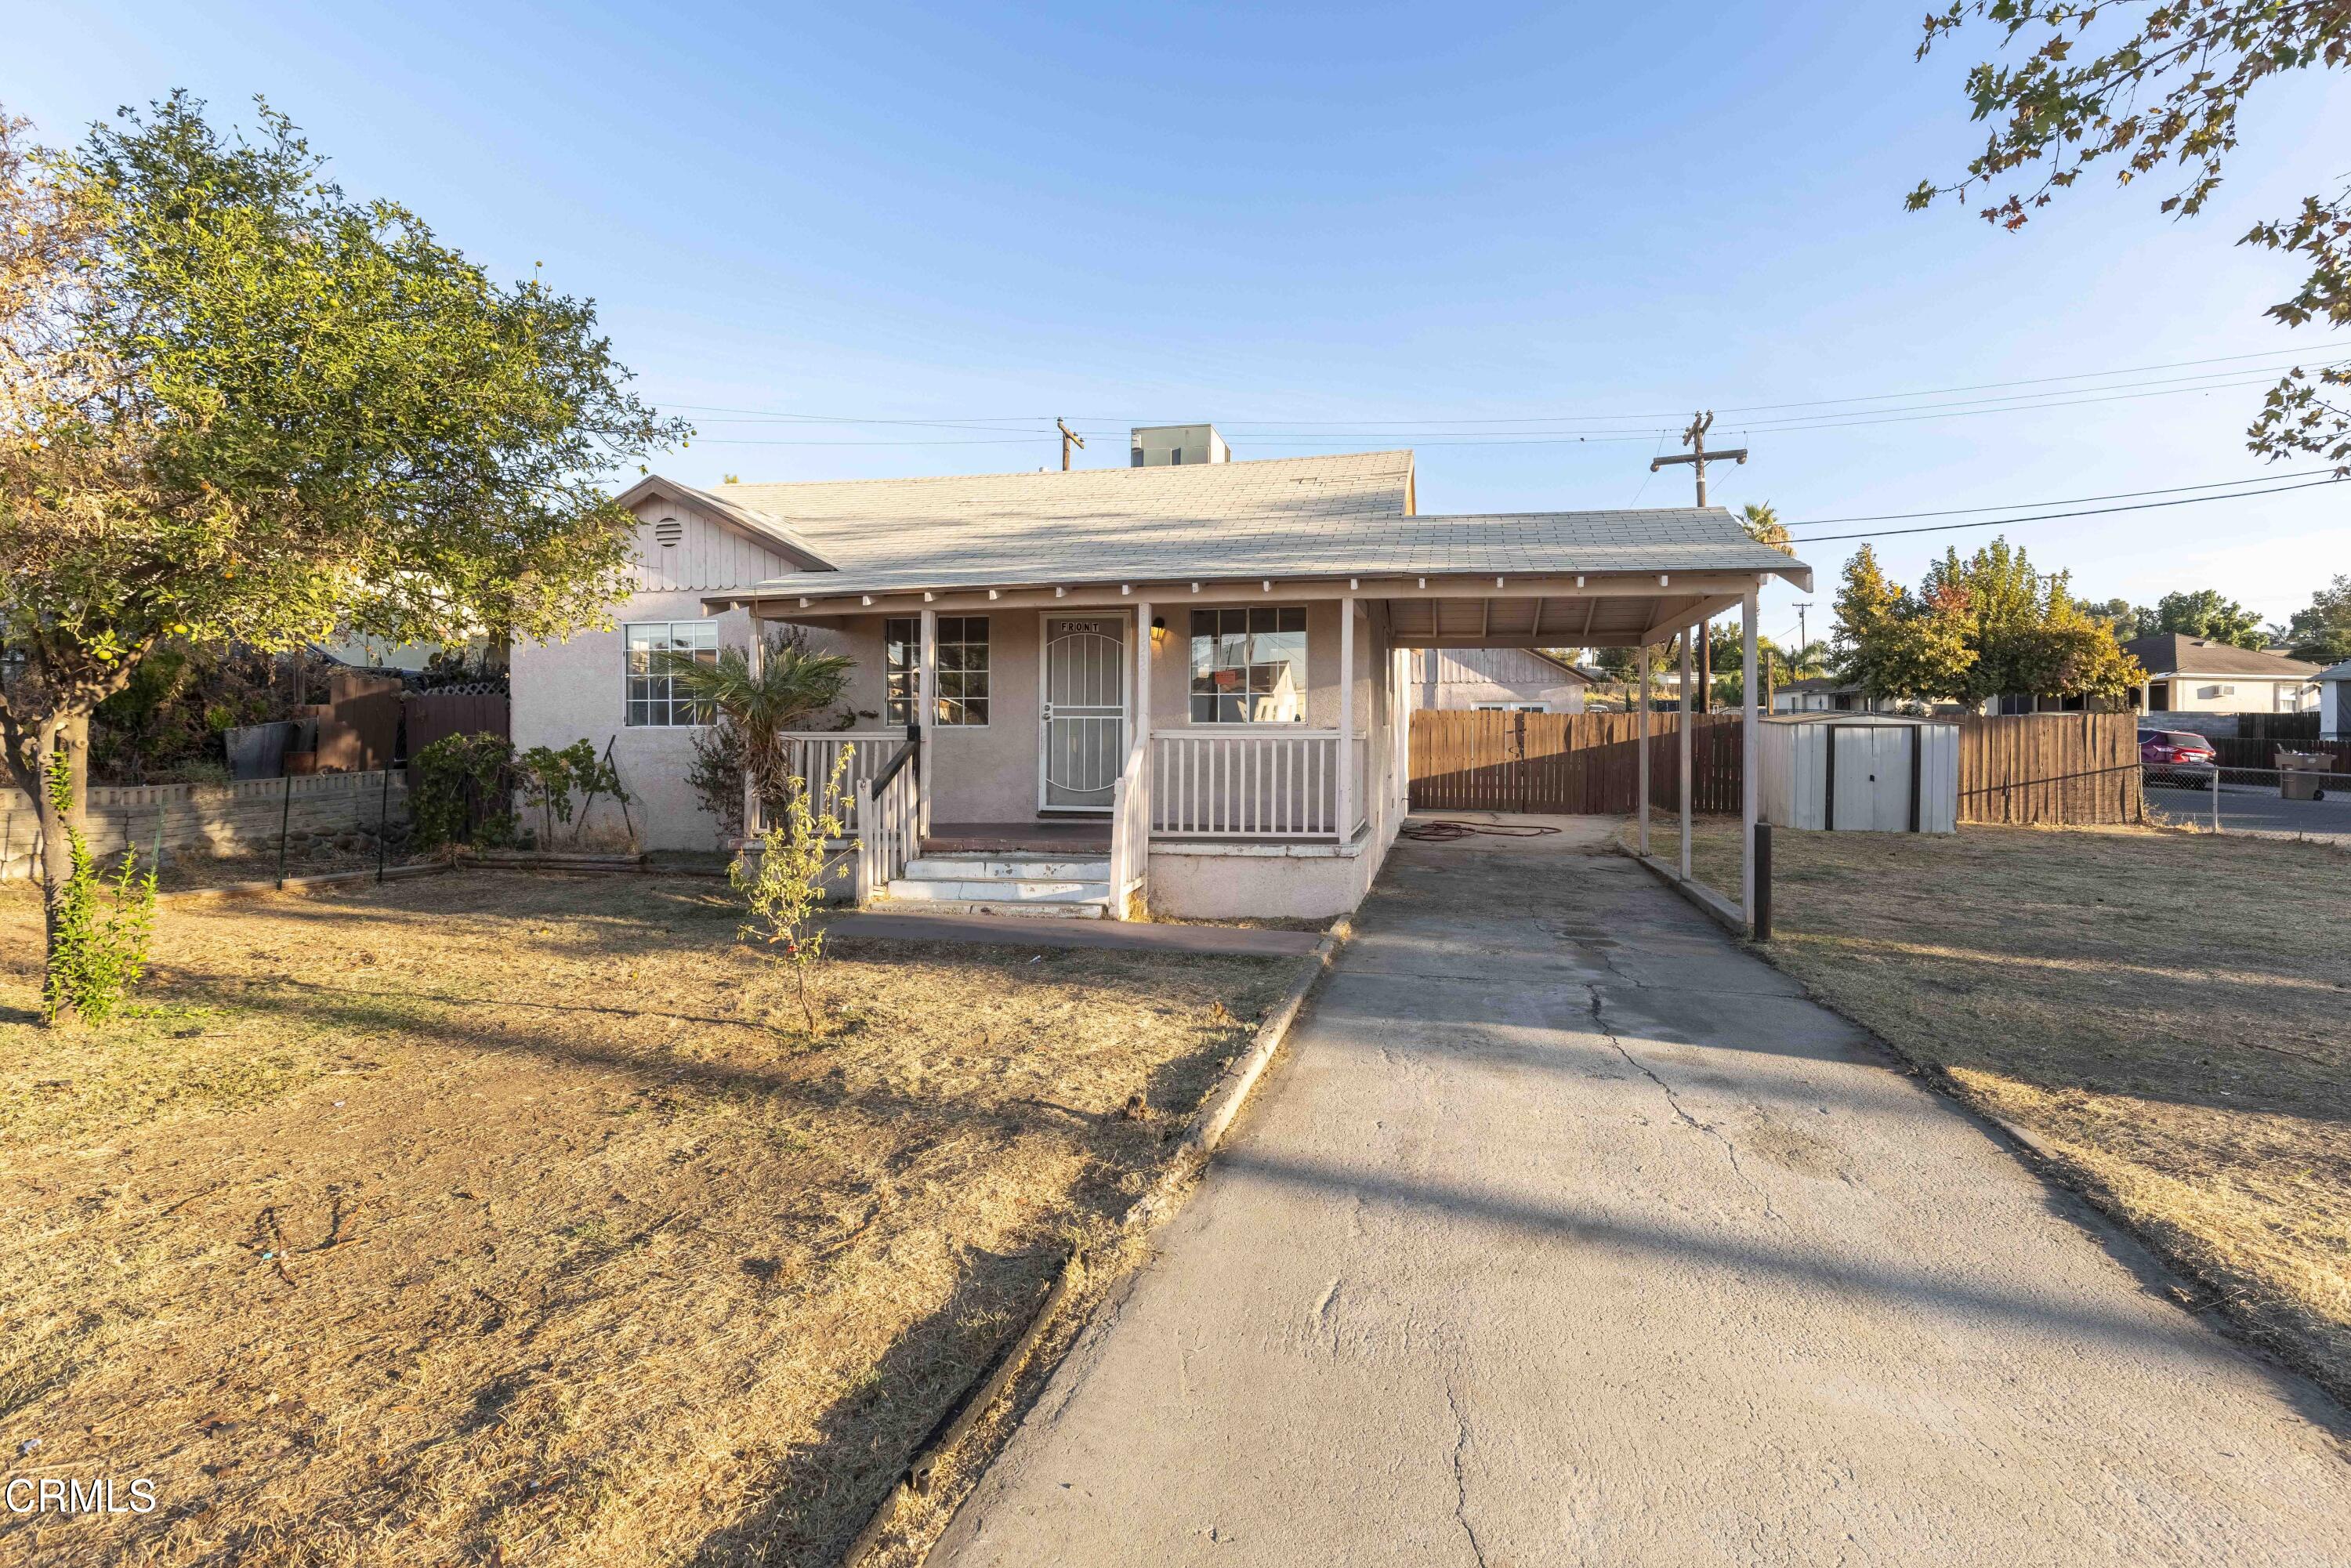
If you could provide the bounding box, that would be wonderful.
[1759,714,1958,833]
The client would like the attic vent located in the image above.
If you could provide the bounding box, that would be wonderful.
[654,516,683,548]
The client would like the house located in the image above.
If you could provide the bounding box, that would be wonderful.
[511,425,1810,920]
[1770,676,1904,715]
[2320,658,2351,739]
[1408,647,1589,713]
[2123,633,2321,716]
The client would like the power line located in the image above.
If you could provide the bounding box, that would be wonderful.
[1782,476,2344,546]
[1783,468,2344,529]
[651,345,2338,433]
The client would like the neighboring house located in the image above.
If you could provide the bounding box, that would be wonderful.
[1408,647,1588,712]
[2319,659,2351,739]
[1771,677,1903,715]
[512,424,1809,919]
[2123,633,2321,716]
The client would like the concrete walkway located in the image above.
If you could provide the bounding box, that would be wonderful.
[933,816,2351,1566]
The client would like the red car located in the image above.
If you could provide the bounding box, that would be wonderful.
[2139,728,2219,788]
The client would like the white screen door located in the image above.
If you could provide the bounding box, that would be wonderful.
[1039,617,1128,811]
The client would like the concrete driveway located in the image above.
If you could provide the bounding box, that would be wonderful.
[932,817,2351,1566]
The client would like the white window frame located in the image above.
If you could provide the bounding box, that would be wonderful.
[623,621,719,727]
[1188,606,1308,725]
[886,614,991,726]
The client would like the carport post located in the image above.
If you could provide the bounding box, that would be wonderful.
[1636,643,1651,854]
[918,608,938,836]
[1679,625,1694,881]
[1741,589,1759,926]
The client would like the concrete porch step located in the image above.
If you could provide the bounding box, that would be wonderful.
[886,877,1112,905]
[870,896,1108,921]
[904,856,1112,882]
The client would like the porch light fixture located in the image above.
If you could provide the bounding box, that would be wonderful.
[923,591,936,602]
[799,596,812,608]
[1054,585,1067,598]
[861,595,875,607]
[1121,584,1132,596]
[1150,615,1168,650]
[987,588,1001,600]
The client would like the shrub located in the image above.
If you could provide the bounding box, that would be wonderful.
[732,748,853,1037]
[42,751,157,1025]
[516,740,631,849]
[408,732,516,849]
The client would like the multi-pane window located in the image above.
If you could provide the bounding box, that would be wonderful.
[885,616,991,726]
[623,621,719,726]
[1190,607,1306,723]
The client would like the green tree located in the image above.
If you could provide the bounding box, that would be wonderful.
[1833,538,2141,705]
[2085,597,2146,643]
[2147,588,2266,649]
[1910,2,2351,469]
[2282,574,2351,664]
[1,96,684,1018]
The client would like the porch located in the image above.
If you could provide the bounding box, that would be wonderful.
[721,562,1804,922]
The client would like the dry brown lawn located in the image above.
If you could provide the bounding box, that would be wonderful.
[1639,815,2351,1406]
[0,871,1291,1566]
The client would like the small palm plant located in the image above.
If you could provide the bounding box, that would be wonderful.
[655,629,854,823]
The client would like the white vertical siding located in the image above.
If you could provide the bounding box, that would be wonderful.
[628,498,798,592]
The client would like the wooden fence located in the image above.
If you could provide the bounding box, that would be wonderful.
[1409,709,2144,827]
[402,691,510,759]
[1408,710,1740,816]
[1951,712,2141,826]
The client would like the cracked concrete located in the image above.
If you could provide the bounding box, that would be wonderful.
[930,814,2351,1566]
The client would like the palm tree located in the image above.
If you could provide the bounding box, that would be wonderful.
[1741,502,1793,554]
[654,632,853,810]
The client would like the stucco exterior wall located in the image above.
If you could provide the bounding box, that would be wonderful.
[2143,676,2316,714]
[1146,842,1382,920]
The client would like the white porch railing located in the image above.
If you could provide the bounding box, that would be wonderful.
[1108,737,1150,918]
[744,732,900,837]
[1150,730,1344,839]
[854,741,922,904]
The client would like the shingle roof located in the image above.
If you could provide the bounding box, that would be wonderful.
[2121,633,2321,679]
[687,451,1807,595]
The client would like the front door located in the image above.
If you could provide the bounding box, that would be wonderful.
[1039,615,1128,811]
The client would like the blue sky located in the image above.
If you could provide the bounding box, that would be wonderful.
[13,0,2347,646]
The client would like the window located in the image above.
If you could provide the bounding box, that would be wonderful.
[1190,607,1306,722]
[885,616,991,726]
[624,621,718,726]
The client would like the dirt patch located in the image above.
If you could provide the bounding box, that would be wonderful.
[0,871,1291,1566]
[1637,815,2351,1408]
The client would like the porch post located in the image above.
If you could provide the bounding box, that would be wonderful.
[1338,596,1356,840]
[1637,641,1650,854]
[1741,588,1759,926]
[743,621,765,838]
[1135,598,1153,821]
[918,607,937,837]
[1394,646,1411,827]
[1679,625,1694,881]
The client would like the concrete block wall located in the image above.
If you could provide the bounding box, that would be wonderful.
[0,770,409,880]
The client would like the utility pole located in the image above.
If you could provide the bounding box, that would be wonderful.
[1648,410,1747,507]
[1794,603,1812,659]
[1652,411,1749,711]
[1056,418,1085,472]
